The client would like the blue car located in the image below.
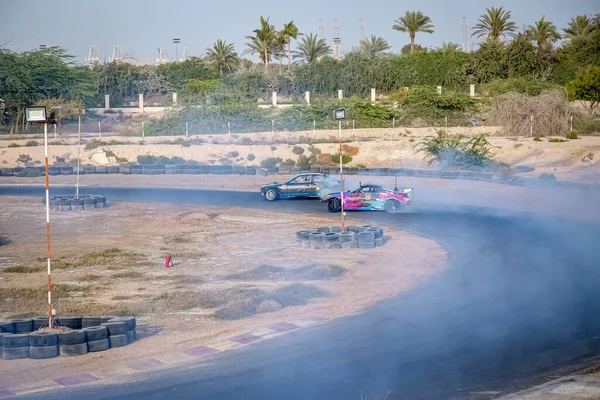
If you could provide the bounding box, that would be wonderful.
[260,173,340,201]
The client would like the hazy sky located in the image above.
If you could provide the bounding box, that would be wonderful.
[1,0,598,63]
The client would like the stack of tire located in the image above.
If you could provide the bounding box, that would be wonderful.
[296,225,384,250]
[0,316,136,360]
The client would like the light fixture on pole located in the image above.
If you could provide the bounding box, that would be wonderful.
[25,106,57,329]
[334,109,346,232]
[173,38,181,62]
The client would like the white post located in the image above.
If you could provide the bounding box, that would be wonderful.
[437,86,442,95]
[392,117,395,140]
[228,121,231,137]
[338,90,343,100]
[371,88,376,102]
[98,121,101,139]
[76,115,81,199]
[185,121,189,138]
[352,120,355,137]
[313,120,316,139]
[142,121,145,139]
[139,93,144,112]
[530,115,533,137]
[53,124,57,140]
[338,120,345,232]
[445,116,448,129]
[570,115,573,132]
[469,84,476,97]
[43,122,53,329]
[172,92,178,107]
[104,94,110,109]
[305,91,310,105]
[272,91,277,107]
[272,120,274,134]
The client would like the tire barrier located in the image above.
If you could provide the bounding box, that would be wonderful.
[299,226,385,250]
[0,316,136,360]
[42,194,107,211]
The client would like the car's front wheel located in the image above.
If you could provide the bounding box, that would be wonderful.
[264,188,279,201]
[384,199,401,213]
[328,198,341,213]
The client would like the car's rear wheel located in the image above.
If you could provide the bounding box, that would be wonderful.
[265,188,279,201]
[328,199,341,213]
[384,199,401,213]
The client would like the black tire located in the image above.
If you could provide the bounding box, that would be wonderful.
[323,233,339,242]
[3,333,30,348]
[60,343,88,356]
[82,316,102,328]
[0,321,14,333]
[109,334,128,348]
[342,240,358,249]
[295,231,310,241]
[84,326,108,341]
[126,330,134,344]
[101,322,128,336]
[30,346,59,359]
[12,318,33,333]
[328,199,341,213]
[301,240,311,249]
[87,339,110,352]
[316,227,330,233]
[2,347,29,360]
[328,226,342,233]
[310,242,325,250]
[325,242,342,249]
[30,332,58,347]
[264,188,279,201]
[96,196,107,208]
[83,197,96,209]
[309,232,324,243]
[384,199,401,213]
[101,316,117,324]
[107,317,135,331]
[58,330,86,345]
[375,237,384,247]
[366,228,383,239]
[358,231,376,241]
[339,232,355,243]
[56,317,82,329]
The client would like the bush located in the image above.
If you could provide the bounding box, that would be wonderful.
[136,155,187,165]
[331,153,353,165]
[281,158,296,167]
[260,157,282,169]
[308,145,321,155]
[316,153,335,165]
[8,143,20,148]
[566,131,578,140]
[573,115,600,135]
[296,155,314,167]
[247,153,255,161]
[415,130,494,168]
[548,138,567,143]
[341,144,359,156]
[292,145,305,155]
[17,154,32,164]
[25,140,39,147]
[228,151,239,157]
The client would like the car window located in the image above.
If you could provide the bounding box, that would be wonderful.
[288,177,303,184]
[313,175,323,183]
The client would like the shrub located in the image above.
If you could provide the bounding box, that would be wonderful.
[292,145,305,155]
[25,140,39,147]
[260,157,282,169]
[415,130,493,167]
[228,151,239,157]
[341,144,359,156]
[241,137,254,145]
[308,145,321,155]
[247,153,256,161]
[533,136,542,141]
[548,138,567,143]
[17,154,32,164]
[270,145,277,151]
[316,153,335,165]
[296,155,313,167]
[566,131,578,140]
[8,143,19,148]
[331,153,353,165]
[255,300,282,314]
[281,158,296,167]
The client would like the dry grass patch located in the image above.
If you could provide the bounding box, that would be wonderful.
[3,265,45,274]
[0,284,96,314]
[81,274,102,281]
[111,271,144,279]
[226,264,347,281]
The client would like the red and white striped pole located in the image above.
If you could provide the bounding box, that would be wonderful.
[43,122,54,329]
[338,120,345,232]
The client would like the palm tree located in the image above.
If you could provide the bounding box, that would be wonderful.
[204,40,239,74]
[358,35,391,57]
[292,33,330,63]
[563,15,596,41]
[244,16,277,69]
[528,16,560,50]
[281,21,301,65]
[472,7,517,41]
[392,11,434,54]
[440,42,461,52]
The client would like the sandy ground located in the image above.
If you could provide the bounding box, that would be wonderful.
[0,197,445,387]
[1,129,599,183]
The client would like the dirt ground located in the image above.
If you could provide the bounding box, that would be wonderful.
[1,129,599,183]
[0,197,445,386]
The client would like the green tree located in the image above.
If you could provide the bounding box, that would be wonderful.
[472,7,517,42]
[281,21,301,65]
[392,11,434,54]
[293,33,330,63]
[440,42,461,52]
[205,40,239,74]
[156,57,218,90]
[528,16,561,51]
[244,16,277,69]
[504,32,541,78]
[400,44,424,55]
[563,15,596,42]
[567,65,600,114]
[357,35,391,58]
[471,40,507,82]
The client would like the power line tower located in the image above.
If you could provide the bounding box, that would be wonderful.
[85,45,99,66]
[156,47,169,64]
[462,17,469,52]
[180,46,190,62]
[110,45,123,62]
[359,18,365,42]
[332,19,342,59]
[319,19,325,40]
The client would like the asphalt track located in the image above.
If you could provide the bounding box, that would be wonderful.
[2,185,600,399]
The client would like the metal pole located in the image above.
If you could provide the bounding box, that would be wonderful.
[445,116,448,130]
[142,121,145,139]
[313,120,316,139]
[392,117,395,141]
[570,115,573,132]
[98,121,102,138]
[352,119,355,137]
[43,123,53,329]
[272,120,274,134]
[186,121,189,138]
[54,124,57,140]
[530,115,533,137]
[228,121,231,137]
[76,115,81,199]
[338,120,345,232]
